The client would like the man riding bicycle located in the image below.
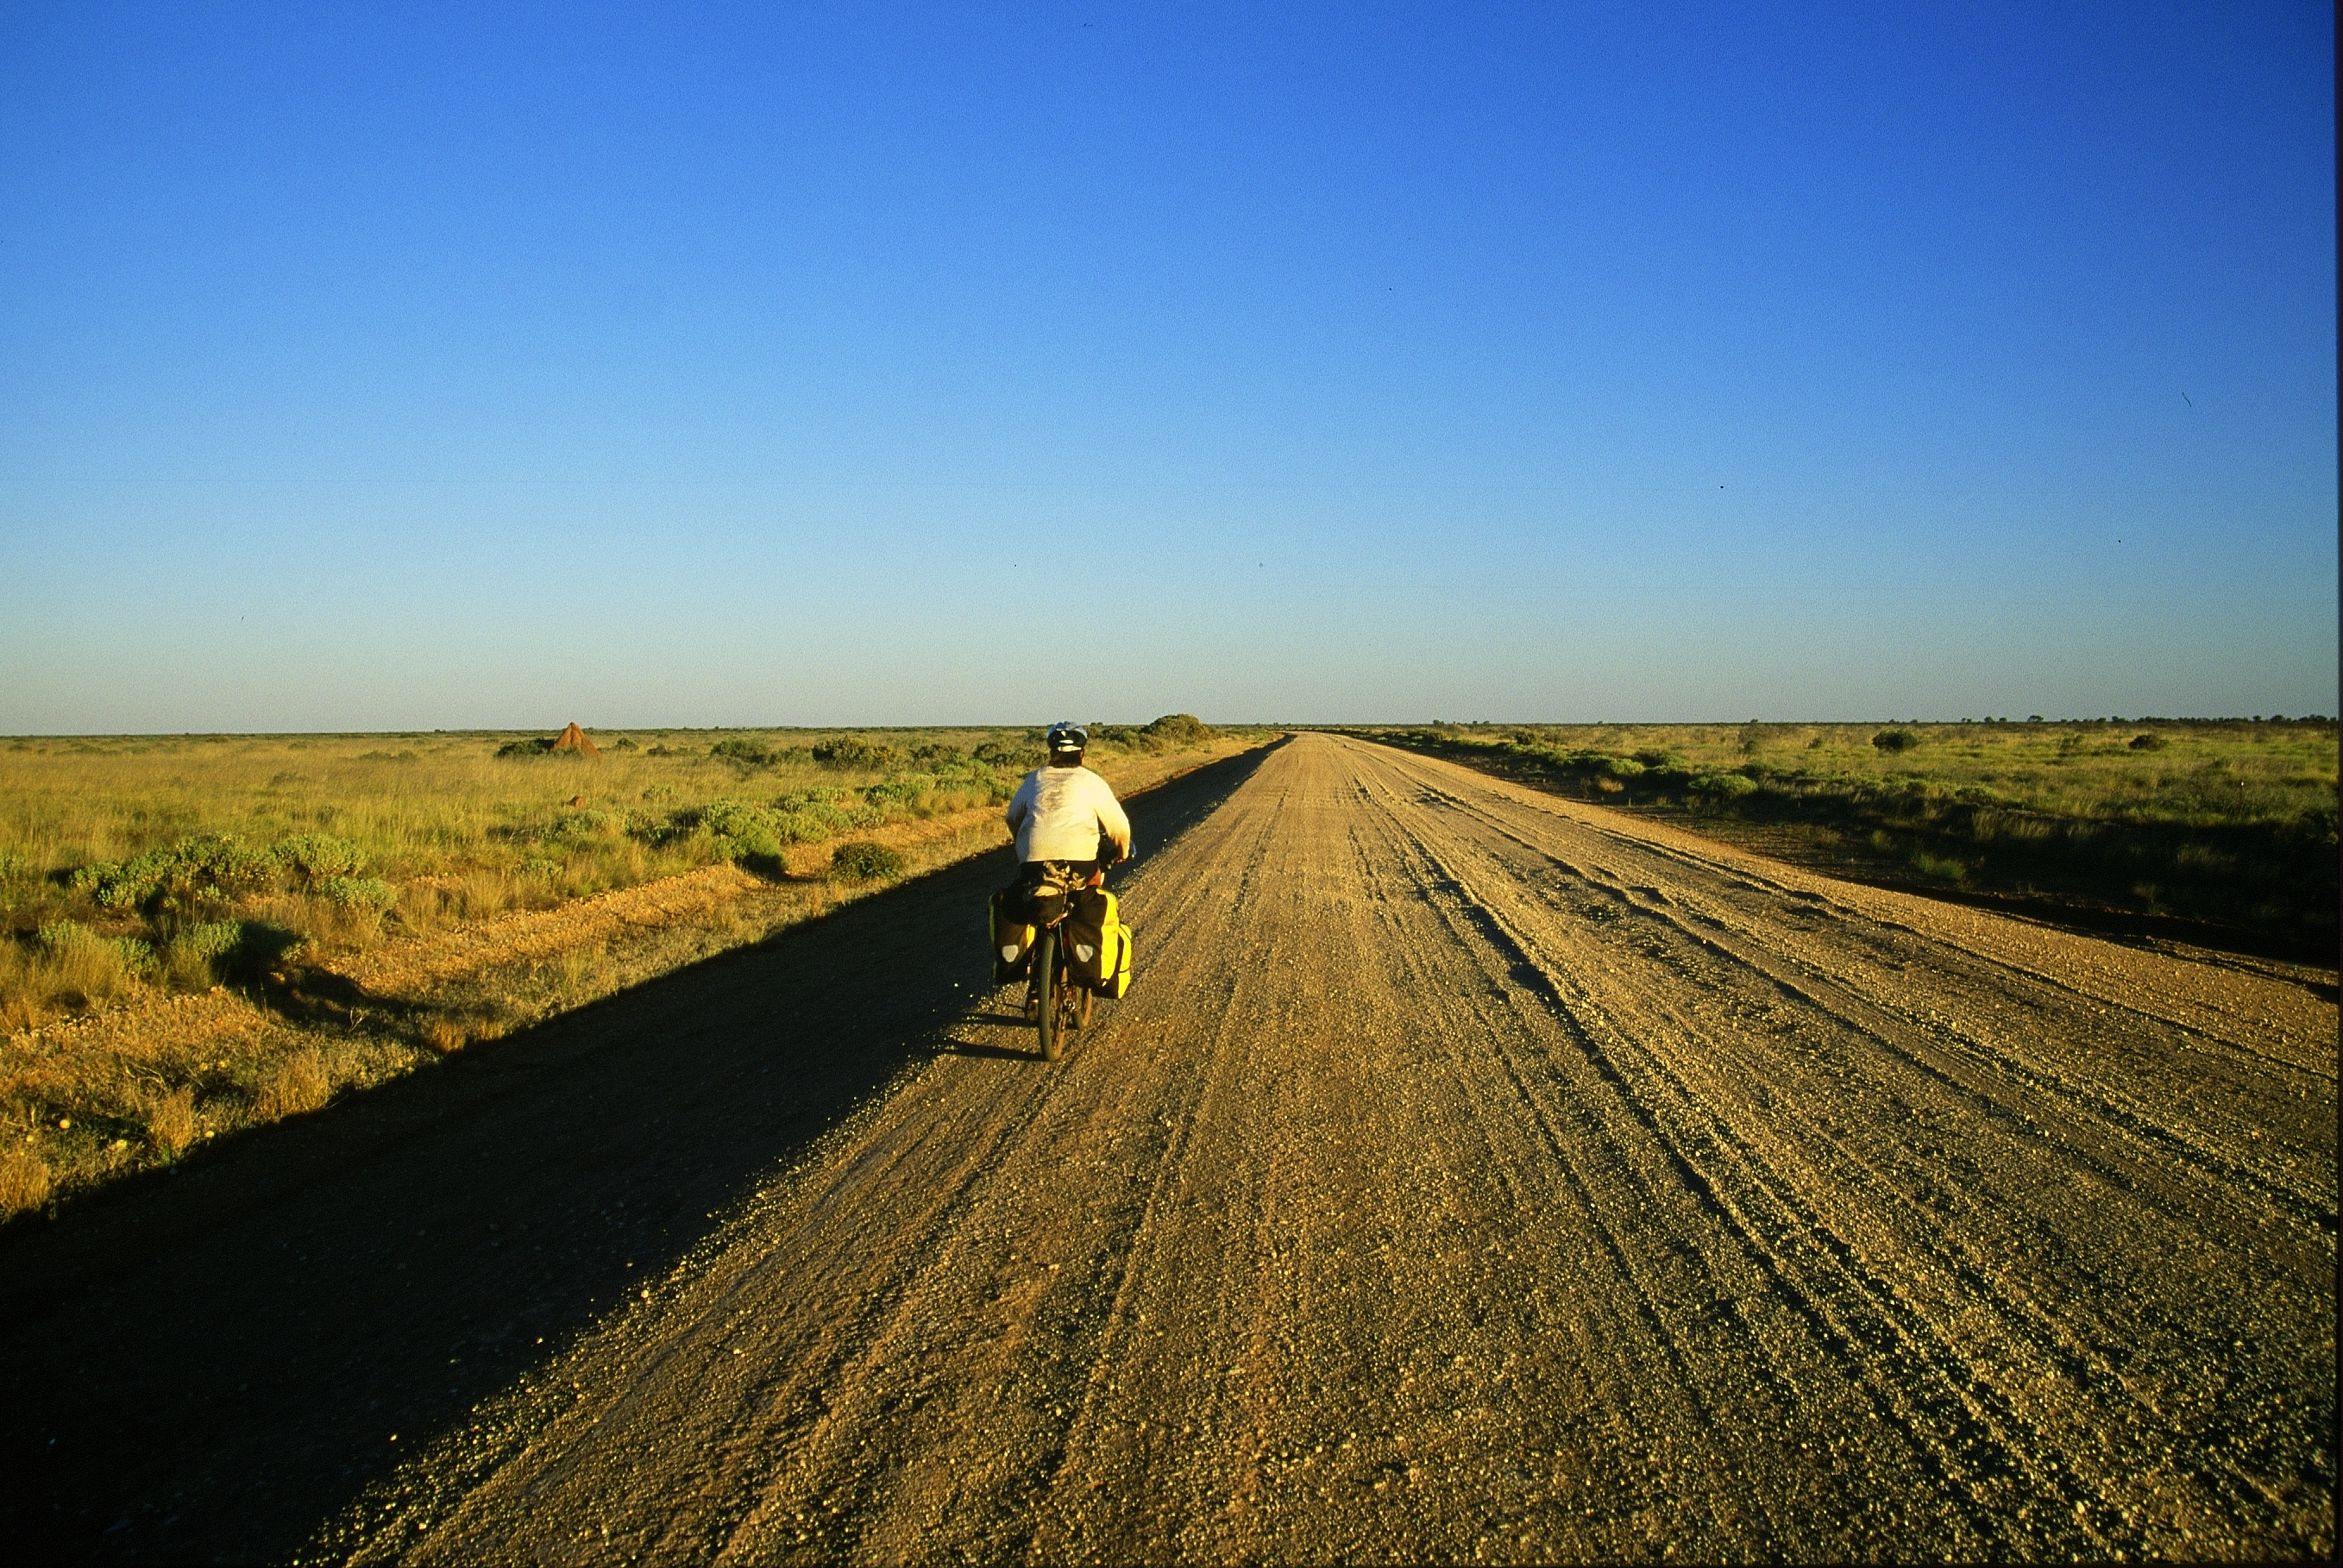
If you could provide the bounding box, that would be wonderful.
[998,723,1134,1046]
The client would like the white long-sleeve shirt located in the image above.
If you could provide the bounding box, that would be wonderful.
[1005,763,1132,862]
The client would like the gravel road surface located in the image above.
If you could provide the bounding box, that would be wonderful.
[5,734,2332,1563]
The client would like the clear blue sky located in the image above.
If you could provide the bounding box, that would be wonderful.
[3,3,2333,731]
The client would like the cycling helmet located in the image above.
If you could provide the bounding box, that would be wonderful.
[1046,721,1089,756]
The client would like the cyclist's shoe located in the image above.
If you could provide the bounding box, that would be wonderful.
[1023,986,1041,1022]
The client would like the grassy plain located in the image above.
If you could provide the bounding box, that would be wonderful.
[1350,718,2339,961]
[0,717,1243,1218]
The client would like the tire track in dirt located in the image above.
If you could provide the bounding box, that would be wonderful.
[320,733,2333,1563]
[1344,743,2334,1551]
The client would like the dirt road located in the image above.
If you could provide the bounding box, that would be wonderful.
[5,736,2333,1562]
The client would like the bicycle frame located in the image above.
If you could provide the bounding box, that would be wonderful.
[1027,864,1107,1061]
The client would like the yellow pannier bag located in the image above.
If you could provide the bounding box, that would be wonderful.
[1098,919,1133,1000]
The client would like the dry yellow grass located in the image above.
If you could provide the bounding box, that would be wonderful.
[256,1049,330,1120]
[0,1146,50,1216]
[147,1084,197,1156]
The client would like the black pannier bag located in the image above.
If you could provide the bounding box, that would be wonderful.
[989,887,1035,984]
[1024,884,1069,929]
[1013,861,1077,929]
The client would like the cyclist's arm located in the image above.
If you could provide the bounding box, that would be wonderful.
[1092,777,1133,862]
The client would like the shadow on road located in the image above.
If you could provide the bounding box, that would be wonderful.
[0,741,1280,1565]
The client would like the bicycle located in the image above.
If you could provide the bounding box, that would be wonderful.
[1026,876,1096,1059]
[1023,868,1102,1061]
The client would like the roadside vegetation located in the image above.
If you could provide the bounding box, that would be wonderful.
[0,716,1240,1219]
[1350,718,2338,961]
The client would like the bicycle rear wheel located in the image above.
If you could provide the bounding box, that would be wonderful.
[1034,927,1063,1062]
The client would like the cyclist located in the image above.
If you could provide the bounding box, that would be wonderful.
[1002,723,1132,1035]
[1005,723,1132,899]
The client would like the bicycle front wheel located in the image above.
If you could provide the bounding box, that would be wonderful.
[1034,927,1063,1062]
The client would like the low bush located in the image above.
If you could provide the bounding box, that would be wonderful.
[972,738,1045,771]
[710,737,778,768]
[38,921,154,988]
[813,736,905,771]
[830,840,907,881]
[659,799,791,875]
[68,831,372,921]
[1872,729,1920,753]
[71,836,279,915]
[1095,714,1217,753]
[2129,732,2169,751]
[162,919,246,988]
[316,875,396,910]
[1142,712,1213,746]
[275,833,367,882]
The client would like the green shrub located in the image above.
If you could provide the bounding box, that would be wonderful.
[972,739,1044,772]
[71,837,278,914]
[1690,773,1759,800]
[664,799,789,873]
[163,919,273,988]
[764,790,881,840]
[37,920,154,983]
[273,833,367,882]
[710,737,777,767]
[812,736,905,770]
[537,809,624,845]
[495,737,553,758]
[829,840,906,881]
[171,920,247,963]
[2128,732,2169,751]
[1098,713,1216,752]
[1143,712,1213,746]
[1872,729,1921,753]
[316,875,397,910]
